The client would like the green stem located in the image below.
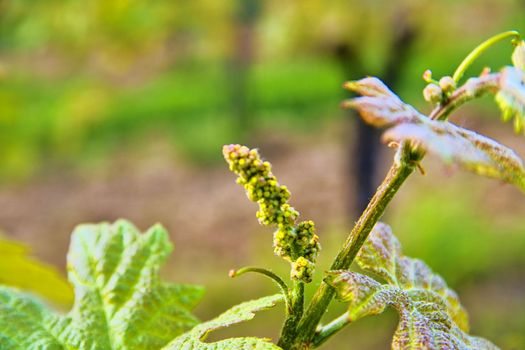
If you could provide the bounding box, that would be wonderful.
[277,281,304,348]
[430,73,500,121]
[229,266,291,307]
[312,312,350,348]
[452,30,520,83]
[289,143,421,349]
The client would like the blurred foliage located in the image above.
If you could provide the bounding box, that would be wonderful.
[0,0,524,181]
[391,185,525,285]
[388,184,525,349]
[0,234,73,306]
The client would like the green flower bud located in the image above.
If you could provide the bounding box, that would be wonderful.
[291,257,315,283]
[273,227,295,260]
[295,220,320,261]
[224,144,321,283]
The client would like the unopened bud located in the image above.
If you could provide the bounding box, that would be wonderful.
[438,76,456,94]
[480,67,491,77]
[423,83,443,104]
[422,69,433,83]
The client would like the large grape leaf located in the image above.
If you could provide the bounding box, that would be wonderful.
[0,287,65,349]
[0,220,204,350]
[165,294,284,350]
[326,223,498,350]
[344,76,525,192]
[0,236,73,306]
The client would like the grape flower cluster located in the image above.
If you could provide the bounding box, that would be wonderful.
[223,144,320,283]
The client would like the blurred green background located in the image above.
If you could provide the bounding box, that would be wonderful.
[1,0,525,348]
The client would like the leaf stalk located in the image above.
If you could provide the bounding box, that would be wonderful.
[229,266,291,307]
[452,30,520,83]
[312,312,350,347]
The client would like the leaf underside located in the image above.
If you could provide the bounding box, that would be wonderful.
[165,294,284,350]
[326,222,498,350]
[0,220,204,350]
[345,76,525,192]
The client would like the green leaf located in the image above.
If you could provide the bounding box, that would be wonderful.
[345,76,525,192]
[326,223,498,350]
[0,287,64,349]
[496,66,525,134]
[165,294,284,350]
[0,220,204,350]
[0,237,73,306]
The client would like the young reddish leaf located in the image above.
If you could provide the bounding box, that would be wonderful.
[496,66,525,133]
[383,119,525,192]
[326,271,394,322]
[344,77,396,98]
[356,223,468,330]
[326,223,498,350]
[343,77,422,127]
[345,76,525,192]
